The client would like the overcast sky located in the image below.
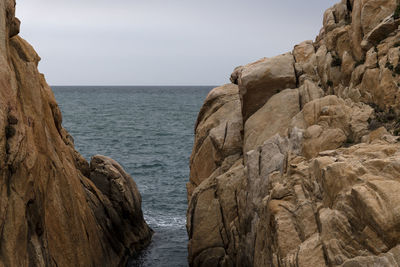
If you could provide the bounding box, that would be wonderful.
[16,0,333,86]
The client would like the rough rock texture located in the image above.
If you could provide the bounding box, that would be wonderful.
[244,89,300,153]
[187,83,243,198]
[233,53,297,122]
[187,0,400,266]
[0,1,152,266]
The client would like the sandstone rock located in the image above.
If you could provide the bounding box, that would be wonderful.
[187,84,244,265]
[360,0,397,36]
[230,65,244,84]
[293,41,319,84]
[189,84,243,194]
[0,2,152,266]
[292,95,373,158]
[296,234,326,267]
[244,89,300,153]
[187,1,400,267]
[9,17,20,38]
[89,155,149,229]
[364,47,378,68]
[341,51,356,84]
[325,25,351,59]
[363,126,389,143]
[352,179,400,245]
[323,7,337,33]
[350,0,397,60]
[342,245,400,266]
[187,161,245,266]
[298,79,324,108]
[293,40,316,63]
[236,53,297,121]
[350,0,365,61]
[362,15,400,51]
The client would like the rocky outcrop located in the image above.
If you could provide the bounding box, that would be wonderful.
[244,89,300,153]
[187,83,243,198]
[232,53,297,122]
[0,1,152,266]
[187,0,400,266]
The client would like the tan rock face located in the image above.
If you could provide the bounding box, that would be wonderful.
[187,161,245,266]
[187,1,400,266]
[360,0,397,36]
[291,95,373,158]
[88,155,152,253]
[244,89,300,153]
[236,53,297,121]
[188,84,243,197]
[0,1,152,266]
[362,15,400,51]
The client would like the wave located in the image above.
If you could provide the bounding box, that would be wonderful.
[144,213,186,229]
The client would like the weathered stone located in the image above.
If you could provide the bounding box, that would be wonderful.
[236,53,297,121]
[244,89,300,153]
[292,95,373,158]
[298,79,324,108]
[230,65,244,84]
[362,15,400,51]
[360,0,397,36]
[0,2,153,266]
[187,2,400,267]
[189,84,243,194]
[9,17,20,38]
[341,51,356,84]
[187,161,245,266]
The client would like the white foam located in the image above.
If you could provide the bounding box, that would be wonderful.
[144,213,186,229]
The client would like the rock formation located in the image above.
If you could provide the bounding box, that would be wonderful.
[187,0,400,266]
[0,1,152,266]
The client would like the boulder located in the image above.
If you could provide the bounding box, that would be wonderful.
[230,65,244,84]
[187,161,245,266]
[298,80,324,109]
[293,41,319,83]
[89,155,149,231]
[9,17,20,38]
[360,0,397,36]
[291,95,372,158]
[244,89,300,153]
[236,53,297,121]
[362,15,400,51]
[188,84,243,196]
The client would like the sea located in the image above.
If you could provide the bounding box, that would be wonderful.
[52,86,212,267]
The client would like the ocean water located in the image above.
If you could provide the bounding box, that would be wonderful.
[52,86,212,267]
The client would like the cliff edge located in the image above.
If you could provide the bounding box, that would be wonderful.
[187,0,400,266]
[0,1,152,266]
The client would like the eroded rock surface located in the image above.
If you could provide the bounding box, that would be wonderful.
[187,83,243,198]
[234,53,297,122]
[187,0,400,266]
[0,1,152,266]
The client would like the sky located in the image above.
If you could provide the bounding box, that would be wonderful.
[16,0,334,86]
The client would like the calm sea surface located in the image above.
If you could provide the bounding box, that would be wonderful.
[52,86,212,267]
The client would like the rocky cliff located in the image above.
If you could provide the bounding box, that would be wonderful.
[187,0,400,266]
[0,1,152,266]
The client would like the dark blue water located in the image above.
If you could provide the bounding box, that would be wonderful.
[52,86,211,267]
